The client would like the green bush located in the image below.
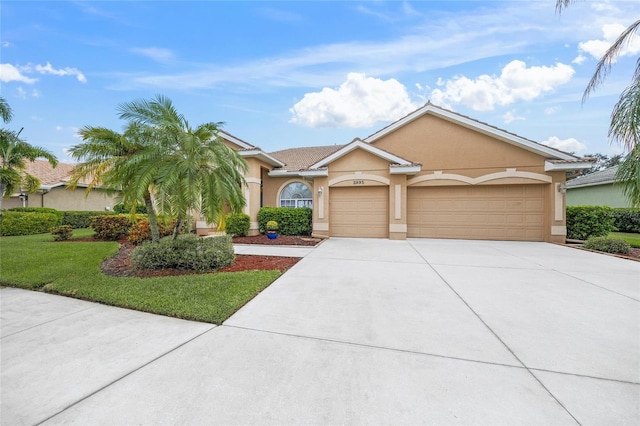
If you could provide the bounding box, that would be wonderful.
[257,207,312,235]
[131,234,235,272]
[50,225,73,241]
[90,215,132,240]
[225,213,250,237]
[612,208,640,233]
[0,212,60,236]
[113,202,147,214]
[9,207,63,225]
[62,210,114,228]
[566,206,616,240]
[583,236,631,254]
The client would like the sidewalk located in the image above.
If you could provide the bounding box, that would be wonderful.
[233,243,315,258]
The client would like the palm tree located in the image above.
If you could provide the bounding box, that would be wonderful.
[68,123,163,242]
[0,96,14,123]
[557,1,640,206]
[0,98,58,213]
[117,95,248,239]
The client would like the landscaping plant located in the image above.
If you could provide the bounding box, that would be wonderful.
[583,236,631,255]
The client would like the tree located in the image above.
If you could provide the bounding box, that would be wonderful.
[117,95,248,239]
[68,123,163,242]
[0,97,58,213]
[556,1,640,206]
[573,152,623,177]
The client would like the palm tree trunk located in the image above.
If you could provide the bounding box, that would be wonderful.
[172,215,183,240]
[143,190,160,243]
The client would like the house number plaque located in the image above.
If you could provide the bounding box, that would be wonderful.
[352,180,365,185]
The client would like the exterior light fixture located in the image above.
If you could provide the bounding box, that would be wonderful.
[558,183,567,194]
[318,186,323,196]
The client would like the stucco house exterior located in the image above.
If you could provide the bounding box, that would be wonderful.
[2,159,118,211]
[220,103,592,243]
[566,166,629,208]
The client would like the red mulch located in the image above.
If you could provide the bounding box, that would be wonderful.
[93,234,321,277]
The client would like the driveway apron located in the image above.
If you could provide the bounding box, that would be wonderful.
[2,238,638,425]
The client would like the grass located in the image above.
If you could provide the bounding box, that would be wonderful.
[0,230,281,324]
[609,232,640,248]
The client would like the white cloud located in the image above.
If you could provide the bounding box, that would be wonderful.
[502,111,525,124]
[16,87,27,99]
[0,63,37,83]
[542,136,587,153]
[544,106,561,116]
[1,41,10,48]
[430,60,575,111]
[572,54,587,64]
[578,23,640,60]
[131,47,175,63]
[289,73,417,128]
[33,62,87,83]
[55,126,63,131]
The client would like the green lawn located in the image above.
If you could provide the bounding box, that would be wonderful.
[609,232,640,248]
[0,230,281,324]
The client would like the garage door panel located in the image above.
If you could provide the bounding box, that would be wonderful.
[330,187,388,238]
[407,185,545,241]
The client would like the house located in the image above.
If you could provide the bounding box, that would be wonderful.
[217,103,592,243]
[566,165,630,207]
[2,159,119,211]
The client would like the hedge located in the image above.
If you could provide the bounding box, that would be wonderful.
[566,206,616,240]
[257,207,312,236]
[62,210,115,228]
[8,207,63,225]
[113,202,147,214]
[612,208,640,233]
[0,211,61,236]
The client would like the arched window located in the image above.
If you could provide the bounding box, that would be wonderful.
[279,182,313,208]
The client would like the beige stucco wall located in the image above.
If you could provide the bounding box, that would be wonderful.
[4,187,118,211]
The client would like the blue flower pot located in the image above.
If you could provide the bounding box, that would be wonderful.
[267,232,278,240]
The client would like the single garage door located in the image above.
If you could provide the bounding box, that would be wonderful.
[407,185,545,241]
[330,186,388,238]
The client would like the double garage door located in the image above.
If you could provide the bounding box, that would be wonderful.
[407,185,545,241]
[329,184,545,241]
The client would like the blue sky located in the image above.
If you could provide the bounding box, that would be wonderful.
[1,1,638,163]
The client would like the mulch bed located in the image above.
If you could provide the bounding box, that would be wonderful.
[95,234,321,277]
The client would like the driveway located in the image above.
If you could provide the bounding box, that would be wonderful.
[1,238,638,425]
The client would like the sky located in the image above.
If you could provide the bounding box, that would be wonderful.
[1,0,639,164]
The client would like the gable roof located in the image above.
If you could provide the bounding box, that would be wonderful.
[364,102,580,162]
[309,138,419,170]
[218,129,284,167]
[566,166,619,189]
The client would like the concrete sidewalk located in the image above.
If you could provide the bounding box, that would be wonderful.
[2,238,638,425]
[233,243,315,257]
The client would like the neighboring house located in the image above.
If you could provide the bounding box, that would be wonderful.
[217,103,591,243]
[566,166,630,208]
[2,159,118,211]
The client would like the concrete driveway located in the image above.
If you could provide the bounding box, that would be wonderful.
[1,238,638,425]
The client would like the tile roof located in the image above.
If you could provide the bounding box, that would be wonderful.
[23,160,77,186]
[566,166,618,188]
[269,145,344,171]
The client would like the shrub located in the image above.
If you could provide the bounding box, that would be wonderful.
[612,208,640,233]
[225,213,250,237]
[127,217,176,245]
[62,211,114,229]
[90,215,132,240]
[257,207,312,235]
[51,225,73,241]
[9,207,63,225]
[566,206,616,240]
[113,202,147,214]
[583,236,631,254]
[131,234,235,272]
[0,212,60,236]
[266,220,278,231]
